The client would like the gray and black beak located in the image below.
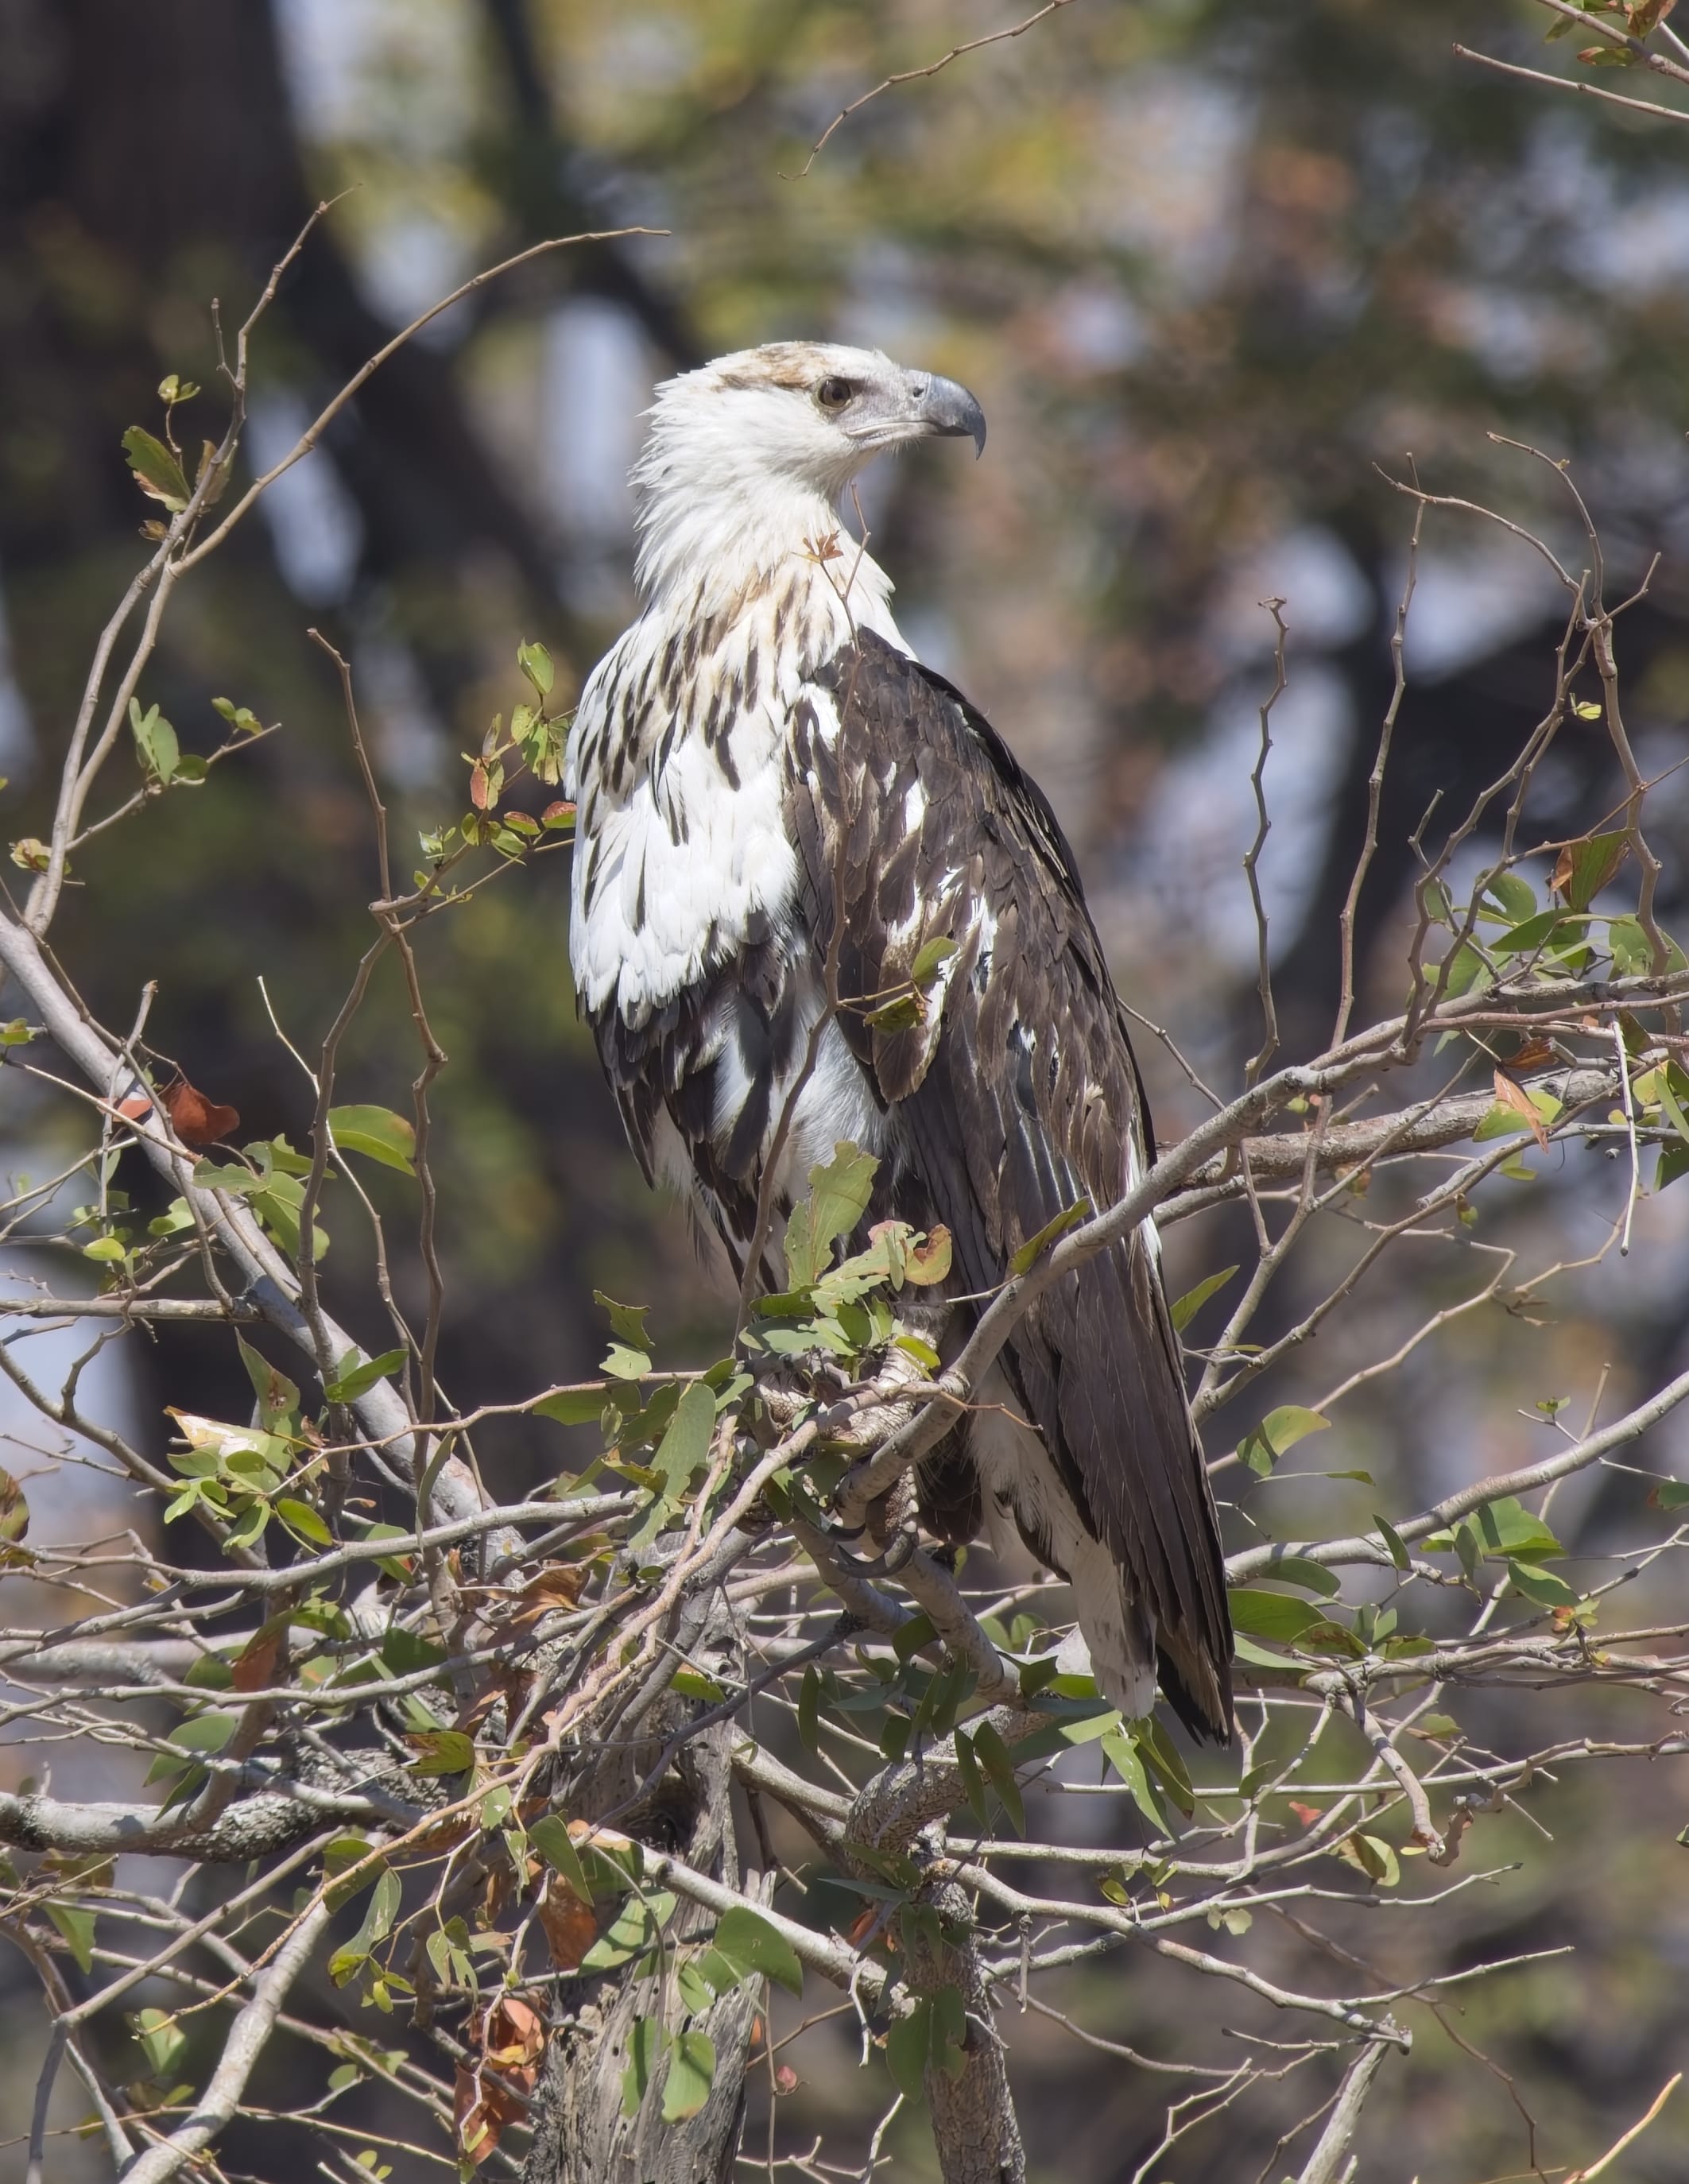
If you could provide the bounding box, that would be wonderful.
[912,373,987,457]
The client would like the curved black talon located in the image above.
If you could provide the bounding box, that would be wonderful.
[832,1527,919,1579]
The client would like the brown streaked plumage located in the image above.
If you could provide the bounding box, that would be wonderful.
[567,342,1233,1741]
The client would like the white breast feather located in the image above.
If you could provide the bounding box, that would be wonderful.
[569,560,907,1026]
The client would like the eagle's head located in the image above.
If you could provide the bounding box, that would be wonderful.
[630,343,985,598]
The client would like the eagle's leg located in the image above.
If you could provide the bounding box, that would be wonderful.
[861,1468,919,1575]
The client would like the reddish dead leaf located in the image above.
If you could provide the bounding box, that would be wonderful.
[905,1224,953,1286]
[160,1074,239,1148]
[482,1860,513,1926]
[230,1621,286,1694]
[538,1876,598,1970]
[774,2062,800,2095]
[469,758,493,811]
[846,1905,884,1950]
[1512,1038,1555,1071]
[460,1669,530,1733]
[481,1996,545,2072]
[455,1996,545,2163]
[115,1089,153,1123]
[1493,1070,1550,1151]
[490,1566,587,1634]
[1288,1801,1324,1829]
[455,2063,527,2169]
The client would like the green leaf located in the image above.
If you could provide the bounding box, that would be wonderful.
[212,695,263,736]
[327,1105,416,1175]
[1610,916,1654,978]
[593,1291,653,1351]
[620,2016,667,2117]
[122,426,191,509]
[379,1626,447,1678]
[531,1815,594,1904]
[46,1900,95,1973]
[0,1466,29,1544]
[238,1338,300,1431]
[1100,1726,1168,1834]
[1489,908,1586,956]
[886,2000,931,2099]
[601,1343,653,1381]
[1482,870,1537,922]
[784,1143,880,1288]
[517,640,555,695]
[652,1381,715,1497]
[1425,1496,1563,1562]
[1374,1514,1411,1572]
[82,1236,128,1264]
[1438,939,1490,997]
[276,1497,332,1547]
[661,2030,716,2122]
[169,1710,238,1753]
[712,1906,805,1996]
[1648,1477,1689,1512]
[971,1720,1024,1837]
[1237,1405,1329,1477]
[130,2007,188,2081]
[323,1347,407,1404]
[1245,1552,1341,1597]
[581,1891,675,1973]
[1170,1264,1238,1333]
[954,1727,990,1829]
[1009,1195,1093,1278]
[1226,1589,1324,1641]
[1505,1559,1579,1608]
[128,699,179,785]
[863,993,923,1033]
[909,935,957,987]
[535,1386,607,1424]
[1553,832,1628,912]
[1136,1716,1197,1817]
[407,1729,475,1776]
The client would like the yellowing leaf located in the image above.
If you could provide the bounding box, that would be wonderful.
[122,426,191,510]
[328,1105,416,1175]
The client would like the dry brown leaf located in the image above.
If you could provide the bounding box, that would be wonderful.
[1493,1069,1550,1151]
[230,1622,285,1694]
[159,1073,239,1148]
[455,1999,546,2166]
[538,1876,598,1970]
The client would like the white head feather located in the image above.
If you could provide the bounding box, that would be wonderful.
[629,341,985,610]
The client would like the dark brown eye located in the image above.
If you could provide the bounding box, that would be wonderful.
[815,376,854,411]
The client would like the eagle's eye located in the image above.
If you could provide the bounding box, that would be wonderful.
[815,376,854,412]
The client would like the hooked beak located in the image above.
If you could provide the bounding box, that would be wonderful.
[912,372,987,457]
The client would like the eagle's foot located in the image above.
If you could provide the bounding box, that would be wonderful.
[834,1469,920,1578]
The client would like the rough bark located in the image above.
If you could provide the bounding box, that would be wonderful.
[521,1582,761,2184]
[908,1869,1027,2184]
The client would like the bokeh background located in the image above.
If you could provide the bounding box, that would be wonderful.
[3,0,1689,2176]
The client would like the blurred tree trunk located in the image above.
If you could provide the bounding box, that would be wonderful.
[521,1585,760,2184]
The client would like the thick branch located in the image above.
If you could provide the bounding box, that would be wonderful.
[2,1789,347,1863]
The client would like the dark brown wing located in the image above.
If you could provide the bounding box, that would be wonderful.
[788,631,1232,1738]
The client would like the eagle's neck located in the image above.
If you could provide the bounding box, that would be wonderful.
[631,451,897,632]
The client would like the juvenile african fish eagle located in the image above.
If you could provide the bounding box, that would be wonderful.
[568,343,1233,1740]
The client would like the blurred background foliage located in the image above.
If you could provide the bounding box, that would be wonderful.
[3,0,1689,2175]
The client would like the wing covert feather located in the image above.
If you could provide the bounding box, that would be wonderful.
[788,633,1231,1733]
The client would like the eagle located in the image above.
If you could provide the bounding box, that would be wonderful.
[567,342,1232,1741]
